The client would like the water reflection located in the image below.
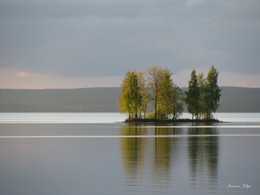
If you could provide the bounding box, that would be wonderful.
[120,124,177,191]
[188,127,218,189]
[120,124,219,191]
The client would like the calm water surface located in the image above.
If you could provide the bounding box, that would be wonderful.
[1,112,260,123]
[0,113,260,194]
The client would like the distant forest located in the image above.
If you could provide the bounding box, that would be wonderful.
[0,87,260,112]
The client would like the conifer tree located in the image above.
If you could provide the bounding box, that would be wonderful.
[185,69,200,119]
[128,72,142,119]
[204,66,221,119]
[197,73,207,119]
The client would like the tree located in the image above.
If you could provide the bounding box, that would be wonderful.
[136,70,149,118]
[185,69,200,119]
[119,66,221,121]
[197,72,207,119]
[157,68,174,119]
[171,85,184,120]
[147,66,175,119]
[118,71,142,119]
[204,66,221,119]
[118,71,131,118]
[147,66,163,119]
[128,72,142,118]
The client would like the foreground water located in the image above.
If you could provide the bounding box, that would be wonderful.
[0,113,260,194]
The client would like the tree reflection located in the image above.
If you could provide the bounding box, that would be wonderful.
[120,124,177,187]
[154,127,174,179]
[120,124,145,183]
[188,127,218,189]
[120,124,219,190]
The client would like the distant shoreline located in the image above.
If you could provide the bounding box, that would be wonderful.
[1,87,260,112]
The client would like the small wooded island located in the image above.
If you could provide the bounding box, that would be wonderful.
[118,65,221,123]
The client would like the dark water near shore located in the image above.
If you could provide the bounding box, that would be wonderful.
[0,113,260,194]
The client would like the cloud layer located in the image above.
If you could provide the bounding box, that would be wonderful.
[0,0,260,82]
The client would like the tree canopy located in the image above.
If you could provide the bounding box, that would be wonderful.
[185,69,200,119]
[118,71,141,119]
[118,65,221,121]
[185,66,221,119]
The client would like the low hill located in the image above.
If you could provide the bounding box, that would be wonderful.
[0,88,121,112]
[0,87,259,112]
[218,87,260,112]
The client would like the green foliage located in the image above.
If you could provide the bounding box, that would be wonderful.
[147,65,162,119]
[118,65,221,121]
[119,66,183,120]
[171,85,184,120]
[197,73,207,119]
[185,66,221,119]
[118,71,142,119]
[147,66,176,119]
[185,69,200,119]
[118,71,131,116]
[204,66,221,119]
[136,70,149,118]
[157,68,174,119]
[128,72,142,118]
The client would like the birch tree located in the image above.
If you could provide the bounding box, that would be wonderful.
[118,71,142,119]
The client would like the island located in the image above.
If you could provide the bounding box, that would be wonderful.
[124,118,220,123]
[118,65,221,123]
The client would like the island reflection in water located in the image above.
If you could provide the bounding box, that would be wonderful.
[120,124,218,192]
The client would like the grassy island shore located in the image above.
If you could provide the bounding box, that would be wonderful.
[124,118,220,123]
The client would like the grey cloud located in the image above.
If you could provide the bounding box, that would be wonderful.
[0,0,260,77]
[0,0,174,20]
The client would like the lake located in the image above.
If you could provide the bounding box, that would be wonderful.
[0,112,260,194]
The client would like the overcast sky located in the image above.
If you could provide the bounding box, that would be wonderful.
[0,0,260,88]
